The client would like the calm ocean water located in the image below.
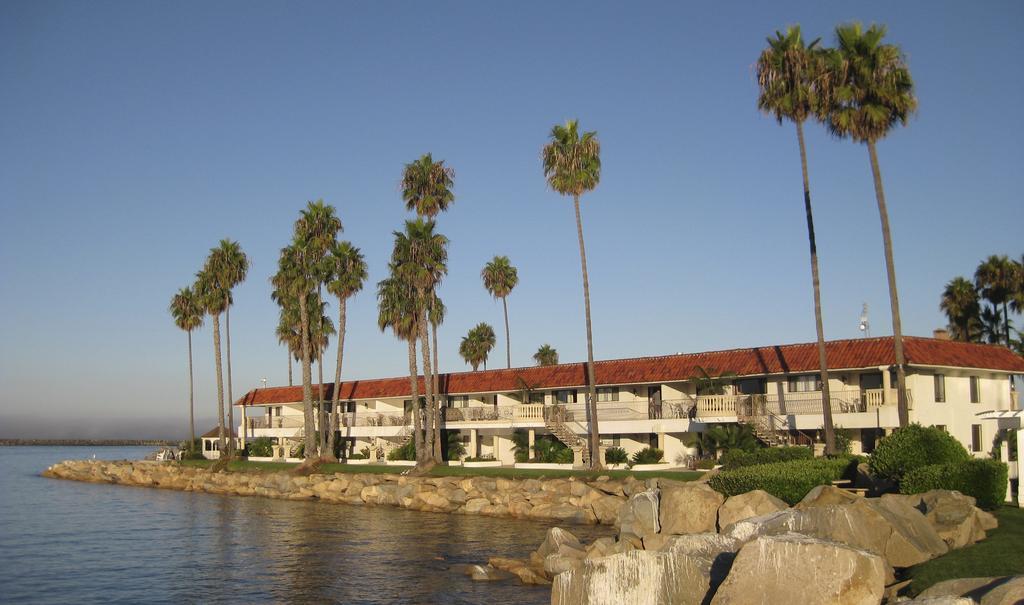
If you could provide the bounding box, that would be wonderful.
[0,446,610,604]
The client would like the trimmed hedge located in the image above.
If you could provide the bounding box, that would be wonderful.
[709,457,859,505]
[901,458,1009,510]
[868,423,970,482]
[630,447,664,466]
[605,447,628,464]
[720,446,813,470]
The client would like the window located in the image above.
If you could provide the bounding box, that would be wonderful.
[529,392,545,405]
[970,377,980,403]
[447,395,470,408]
[323,402,332,414]
[788,374,821,393]
[971,424,982,452]
[345,401,357,413]
[736,378,766,395]
[612,435,621,447]
[935,425,947,433]
[597,387,619,402]
[555,389,577,404]
[934,374,945,403]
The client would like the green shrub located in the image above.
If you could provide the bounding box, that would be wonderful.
[605,447,628,464]
[901,458,1009,510]
[869,424,970,482]
[709,457,859,505]
[291,443,304,458]
[246,437,274,457]
[720,446,813,470]
[387,441,416,461]
[696,458,718,470]
[347,453,367,460]
[464,455,496,462]
[630,447,664,466]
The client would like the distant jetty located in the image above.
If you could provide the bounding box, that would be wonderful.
[0,439,176,447]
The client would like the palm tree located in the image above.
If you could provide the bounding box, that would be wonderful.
[209,239,249,456]
[482,256,519,369]
[427,292,446,462]
[401,153,455,218]
[169,286,203,453]
[975,255,1018,347]
[272,241,318,460]
[378,271,427,464]
[940,277,981,342]
[542,119,603,468]
[460,323,496,371]
[392,219,448,463]
[401,155,456,462]
[1011,255,1024,317]
[194,262,229,455]
[533,344,559,366]
[325,241,367,461]
[296,201,343,458]
[980,305,1009,345]
[823,23,917,428]
[756,25,837,454]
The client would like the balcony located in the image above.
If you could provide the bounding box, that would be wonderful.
[690,388,912,418]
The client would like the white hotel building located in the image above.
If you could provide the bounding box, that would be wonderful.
[232,336,1024,466]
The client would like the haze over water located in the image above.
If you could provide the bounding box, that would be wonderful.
[0,447,610,604]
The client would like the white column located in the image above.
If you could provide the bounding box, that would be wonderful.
[1016,428,1024,507]
[1002,438,1012,504]
[240,405,247,450]
[528,429,536,461]
[470,429,478,459]
[882,368,892,405]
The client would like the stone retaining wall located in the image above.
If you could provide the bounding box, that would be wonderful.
[42,460,645,525]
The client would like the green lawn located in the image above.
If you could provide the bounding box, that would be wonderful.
[178,459,703,482]
[905,505,1024,596]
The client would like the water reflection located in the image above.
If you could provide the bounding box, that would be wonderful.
[0,448,611,605]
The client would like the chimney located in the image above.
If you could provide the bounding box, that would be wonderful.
[933,329,950,340]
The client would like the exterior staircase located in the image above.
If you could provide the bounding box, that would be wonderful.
[544,405,590,466]
[738,405,814,448]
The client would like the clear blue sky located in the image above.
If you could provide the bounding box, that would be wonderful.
[1,1,1021,438]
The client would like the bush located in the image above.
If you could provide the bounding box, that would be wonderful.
[720,446,813,470]
[696,458,718,470]
[246,437,274,458]
[347,453,367,460]
[387,441,416,461]
[464,456,495,462]
[869,424,970,483]
[901,458,1009,510]
[630,447,664,466]
[605,447,628,464]
[709,457,859,505]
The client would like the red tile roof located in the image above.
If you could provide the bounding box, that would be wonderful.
[235,336,1024,406]
[201,426,238,439]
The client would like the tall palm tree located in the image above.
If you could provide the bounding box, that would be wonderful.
[296,200,343,458]
[209,239,248,456]
[459,323,495,371]
[194,262,229,455]
[378,271,427,464]
[823,23,917,428]
[542,119,603,468]
[272,241,318,460]
[392,219,448,463]
[534,344,559,367]
[756,25,837,454]
[482,256,519,369]
[169,286,203,453]
[325,241,367,460]
[940,276,981,342]
[1011,255,1024,317]
[401,154,455,462]
[975,255,1018,347]
[980,305,1009,345]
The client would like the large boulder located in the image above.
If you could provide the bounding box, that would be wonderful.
[918,576,1024,605]
[536,527,587,578]
[910,490,993,549]
[722,498,947,568]
[617,490,660,546]
[795,484,861,510]
[659,483,724,535]
[591,495,625,525]
[536,527,583,559]
[718,489,788,529]
[552,550,714,605]
[710,533,886,605]
[654,533,741,590]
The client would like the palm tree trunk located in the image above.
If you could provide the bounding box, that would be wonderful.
[418,305,438,463]
[431,321,442,462]
[287,348,293,386]
[225,299,235,457]
[407,338,423,463]
[1003,302,1011,347]
[868,140,909,428]
[328,297,347,462]
[187,330,196,451]
[573,193,602,469]
[317,287,327,459]
[502,296,511,369]
[298,293,317,459]
[211,313,226,455]
[797,121,835,455]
